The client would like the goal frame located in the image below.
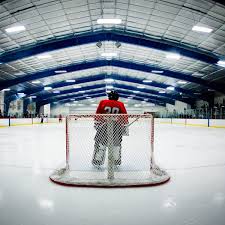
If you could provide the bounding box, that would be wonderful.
[50,114,170,187]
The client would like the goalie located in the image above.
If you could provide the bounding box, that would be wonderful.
[92,90,128,166]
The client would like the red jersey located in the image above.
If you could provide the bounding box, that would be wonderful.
[96,99,127,114]
[95,99,128,125]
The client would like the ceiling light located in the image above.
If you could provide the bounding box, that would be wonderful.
[217,60,225,67]
[37,54,52,59]
[106,90,111,94]
[192,26,213,33]
[78,104,84,106]
[44,87,52,91]
[133,90,140,93]
[137,85,145,89]
[55,70,67,73]
[74,85,82,89]
[70,98,75,101]
[166,86,175,91]
[159,91,166,94]
[17,92,26,97]
[97,18,122,25]
[79,90,86,93]
[166,53,181,60]
[101,52,117,57]
[96,41,102,48]
[66,79,76,83]
[104,78,114,83]
[192,72,204,77]
[65,103,71,106]
[53,90,60,94]
[144,98,148,101]
[91,104,98,106]
[14,72,25,76]
[151,70,163,74]
[2,88,10,91]
[106,85,114,89]
[177,81,187,84]
[143,79,152,83]
[32,80,41,84]
[134,104,141,107]
[86,96,91,99]
[30,96,36,98]
[5,25,26,33]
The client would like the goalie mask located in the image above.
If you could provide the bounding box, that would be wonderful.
[108,90,119,100]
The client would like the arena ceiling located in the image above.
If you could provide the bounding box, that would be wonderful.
[0,0,225,107]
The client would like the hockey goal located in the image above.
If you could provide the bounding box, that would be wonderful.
[50,114,170,187]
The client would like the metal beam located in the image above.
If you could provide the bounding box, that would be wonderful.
[0,30,218,64]
[32,82,190,105]
[1,60,224,94]
[39,88,167,106]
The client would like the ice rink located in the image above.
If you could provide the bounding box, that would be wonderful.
[0,123,225,225]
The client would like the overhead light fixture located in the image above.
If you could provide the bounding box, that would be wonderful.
[73,85,82,89]
[133,90,140,93]
[91,104,98,106]
[53,90,60,94]
[32,80,41,84]
[14,72,25,76]
[144,98,148,101]
[151,70,163,74]
[2,88,10,91]
[192,72,204,77]
[166,53,181,60]
[101,52,117,57]
[79,90,86,93]
[96,41,102,48]
[5,25,26,33]
[134,104,141,107]
[106,90,111,93]
[217,60,225,67]
[65,103,71,106]
[78,104,84,106]
[104,78,114,83]
[159,91,166,94]
[17,92,26,97]
[192,26,213,33]
[30,96,37,98]
[177,81,187,84]
[44,86,52,91]
[86,96,91,99]
[137,85,145,89]
[97,18,122,25]
[115,41,121,48]
[55,70,67,73]
[66,79,76,83]
[37,54,52,59]
[106,85,114,89]
[166,86,175,91]
[143,79,152,83]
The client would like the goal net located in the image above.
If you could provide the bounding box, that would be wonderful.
[50,114,170,187]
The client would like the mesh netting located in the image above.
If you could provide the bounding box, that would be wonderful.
[50,114,170,187]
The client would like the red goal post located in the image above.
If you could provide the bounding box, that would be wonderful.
[50,114,170,187]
